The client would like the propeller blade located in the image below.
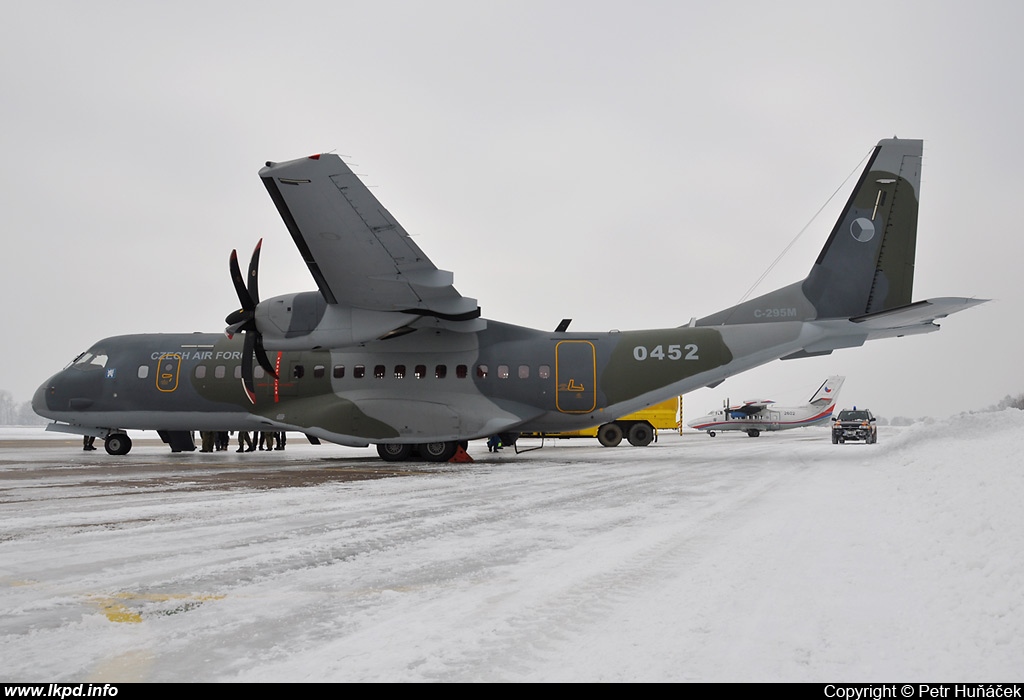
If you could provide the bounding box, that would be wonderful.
[229,250,254,313]
[247,239,263,305]
[225,310,250,331]
[240,332,256,404]
[229,239,273,403]
[254,334,278,378]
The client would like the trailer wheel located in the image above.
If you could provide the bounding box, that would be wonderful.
[597,423,623,447]
[627,423,654,447]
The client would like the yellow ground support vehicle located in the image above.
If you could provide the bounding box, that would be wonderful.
[521,397,682,447]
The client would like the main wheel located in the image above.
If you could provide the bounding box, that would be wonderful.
[597,423,623,447]
[708,431,716,437]
[746,429,761,438]
[104,433,132,456]
[627,422,654,447]
[376,443,413,462]
[419,441,458,462]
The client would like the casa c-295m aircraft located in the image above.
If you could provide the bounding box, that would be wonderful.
[33,138,985,460]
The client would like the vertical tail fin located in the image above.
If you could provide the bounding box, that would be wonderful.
[695,138,924,328]
[802,138,923,318]
[809,375,845,405]
[700,141,925,331]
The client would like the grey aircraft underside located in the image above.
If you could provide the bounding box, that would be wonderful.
[34,138,986,461]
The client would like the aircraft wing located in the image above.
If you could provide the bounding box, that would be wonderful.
[259,154,480,322]
[731,400,773,415]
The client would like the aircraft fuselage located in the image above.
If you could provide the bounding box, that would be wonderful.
[35,318,789,447]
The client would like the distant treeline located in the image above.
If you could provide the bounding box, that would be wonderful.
[877,392,1024,426]
[0,391,47,425]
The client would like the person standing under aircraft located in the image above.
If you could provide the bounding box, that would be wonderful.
[200,431,214,453]
[236,430,254,452]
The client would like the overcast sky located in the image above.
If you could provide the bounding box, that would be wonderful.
[1,1,1019,420]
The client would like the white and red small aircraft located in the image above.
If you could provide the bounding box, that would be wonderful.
[687,376,845,437]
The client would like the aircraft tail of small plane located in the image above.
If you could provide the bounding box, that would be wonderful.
[809,375,845,405]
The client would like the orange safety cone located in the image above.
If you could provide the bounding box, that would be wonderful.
[449,445,474,463]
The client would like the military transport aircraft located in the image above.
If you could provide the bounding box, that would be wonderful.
[687,375,845,437]
[33,138,985,461]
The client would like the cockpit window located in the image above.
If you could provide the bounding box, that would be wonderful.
[70,352,108,369]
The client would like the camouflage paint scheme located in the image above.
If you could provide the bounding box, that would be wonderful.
[34,139,985,457]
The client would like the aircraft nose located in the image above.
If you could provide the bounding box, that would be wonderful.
[33,368,100,416]
[32,379,54,418]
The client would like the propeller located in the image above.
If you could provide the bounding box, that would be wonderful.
[225,239,278,403]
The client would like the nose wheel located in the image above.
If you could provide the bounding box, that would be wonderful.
[104,433,132,455]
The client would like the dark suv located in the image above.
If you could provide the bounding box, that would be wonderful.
[832,408,878,444]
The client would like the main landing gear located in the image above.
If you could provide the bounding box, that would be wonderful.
[376,440,469,463]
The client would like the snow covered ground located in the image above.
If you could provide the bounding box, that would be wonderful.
[1,412,1022,682]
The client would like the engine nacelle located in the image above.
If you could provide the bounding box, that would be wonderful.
[254,291,412,350]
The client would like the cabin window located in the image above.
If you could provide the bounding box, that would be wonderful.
[137,366,149,379]
[374,365,385,379]
[314,365,325,379]
[394,365,406,379]
[518,365,529,379]
[539,364,551,379]
[333,365,345,379]
[412,364,425,379]
[255,366,265,379]
[498,365,509,379]
[293,365,305,379]
[354,365,365,378]
[214,365,226,379]
[195,366,207,379]
[476,364,488,378]
[435,364,447,379]
[234,366,242,379]
[456,364,468,378]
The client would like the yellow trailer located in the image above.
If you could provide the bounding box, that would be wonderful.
[521,396,682,447]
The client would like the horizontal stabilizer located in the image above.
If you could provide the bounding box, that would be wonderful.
[851,297,988,330]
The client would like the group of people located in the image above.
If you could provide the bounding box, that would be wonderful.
[81,431,288,452]
[200,431,287,453]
